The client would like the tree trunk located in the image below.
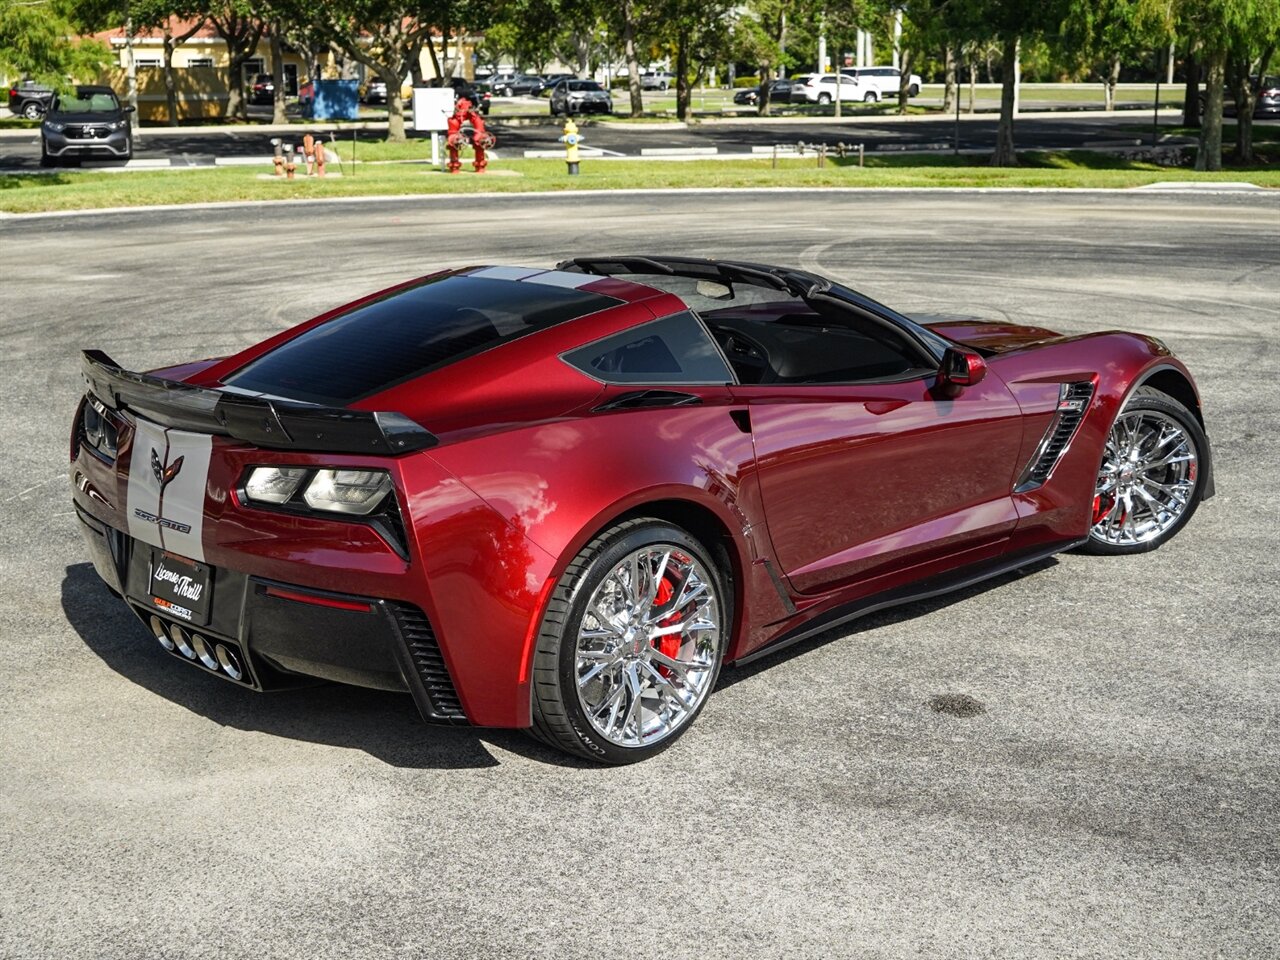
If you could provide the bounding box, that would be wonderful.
[1234,46,1273,164]
[125,17,139,133]
[968,56,976,114]
[426,33,443,80]
[574,33,590,78]
[1181,48,1201,128]
[897,48,912,115]
[1195,51,1225,171]
[382,65,406,141]
[226,53,246,121]
[620,3,643,117]
[163,29,179,126]
[1104,52,1120,111]
[942,44,956,114]
[991,34,1019,166]
[270,31,287,124]
[675,29,690,121]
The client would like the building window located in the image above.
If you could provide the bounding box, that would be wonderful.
[186,57,215,68]
[134,57,161,68]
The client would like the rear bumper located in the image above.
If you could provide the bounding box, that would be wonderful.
[74,502,468,723]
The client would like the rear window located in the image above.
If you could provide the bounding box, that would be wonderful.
[225,274,619,404]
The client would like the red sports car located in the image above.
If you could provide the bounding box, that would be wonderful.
[72,257,1214,763]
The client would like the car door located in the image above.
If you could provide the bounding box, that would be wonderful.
[727,321,1025,596]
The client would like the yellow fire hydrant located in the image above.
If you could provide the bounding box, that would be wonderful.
[559,119,583,176]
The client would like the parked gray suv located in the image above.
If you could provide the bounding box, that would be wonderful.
[40,86,133,165]
[549,79,612,116]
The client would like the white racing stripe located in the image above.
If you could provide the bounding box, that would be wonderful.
[159,429,212,562]
[125,418,213,562]
[126,418,167,550]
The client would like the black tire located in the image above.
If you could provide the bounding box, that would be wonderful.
[39,141,54,167]
[527,518,732,765]
[817,92,832,105]
[864,91,878,103]
[1078,385,1208,556]
[908,83,920,97]
[22,101,44,120]
[549,103,558,116]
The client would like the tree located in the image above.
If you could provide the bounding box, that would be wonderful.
[303,0,490,141]
[1225,14,1277,163]
[208,2,264,121]
[951,0,1070,165]
[654,0,738,120]
[0,0,110,88]
[1176,0,1274,170]
[1063,0,1170,112]
[129,2,208,126]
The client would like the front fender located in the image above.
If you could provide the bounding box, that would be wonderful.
[989,332,1208,547]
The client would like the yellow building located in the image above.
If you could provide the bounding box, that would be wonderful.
[91,18,477,122]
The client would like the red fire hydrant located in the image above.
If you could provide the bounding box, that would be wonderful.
[445,98,496,174]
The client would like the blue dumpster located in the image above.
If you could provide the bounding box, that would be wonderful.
[303,79,359,121]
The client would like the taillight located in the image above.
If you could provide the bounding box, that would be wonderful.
[78,394,120,463]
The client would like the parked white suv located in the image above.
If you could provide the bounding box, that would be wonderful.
[838,66,922,102]
[788,74,867,105]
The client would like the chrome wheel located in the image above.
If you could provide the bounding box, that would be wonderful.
[1090,409,1198,546]
[574,544,722,748]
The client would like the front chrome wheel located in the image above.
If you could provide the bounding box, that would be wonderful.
[574,544,722,748]
[1090,408,1198,547]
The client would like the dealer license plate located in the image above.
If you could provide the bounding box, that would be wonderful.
[149,550,212,624]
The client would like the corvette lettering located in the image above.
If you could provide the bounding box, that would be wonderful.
[133,507,192,534]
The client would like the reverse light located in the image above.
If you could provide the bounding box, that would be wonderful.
[302,469,393,515]
[244,466,307,504]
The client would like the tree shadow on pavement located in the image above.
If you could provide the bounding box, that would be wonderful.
[60,562,591,770]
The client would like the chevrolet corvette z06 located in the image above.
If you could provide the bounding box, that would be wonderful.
[71,257,1214,763]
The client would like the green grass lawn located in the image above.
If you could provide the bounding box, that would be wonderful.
[3,152,1276,214]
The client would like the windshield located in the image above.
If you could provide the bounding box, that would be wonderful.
[569,81,603,92]
[54,91,120,113]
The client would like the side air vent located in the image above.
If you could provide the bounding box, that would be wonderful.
[387,602,468,724]
[1015,381,1095,492]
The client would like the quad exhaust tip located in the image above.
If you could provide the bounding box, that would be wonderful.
[150,615,175,651]
[215,643,243,681]
[147,611,246,682]
[192,634,219,671]
[168,623,196,659]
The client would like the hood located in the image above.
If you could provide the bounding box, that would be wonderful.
[917,315,1065,354]
[47,110,124,124]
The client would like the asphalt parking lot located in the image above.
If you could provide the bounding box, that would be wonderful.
[1,189,1277,958]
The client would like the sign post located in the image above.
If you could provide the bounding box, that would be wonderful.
[412,86,456,169]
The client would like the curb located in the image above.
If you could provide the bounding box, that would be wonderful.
[3,184,1274,220]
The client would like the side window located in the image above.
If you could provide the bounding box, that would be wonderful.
[564,312,733,385]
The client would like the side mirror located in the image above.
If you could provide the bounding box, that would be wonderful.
[937,347,986,398]
[123,105,136,114]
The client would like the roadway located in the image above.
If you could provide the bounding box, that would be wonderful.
[1,190,1277,959]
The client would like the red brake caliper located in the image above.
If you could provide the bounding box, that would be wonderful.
[651,576,682,670]
[1092,493,1112,526]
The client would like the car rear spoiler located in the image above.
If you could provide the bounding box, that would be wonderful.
[81,350,437,455]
